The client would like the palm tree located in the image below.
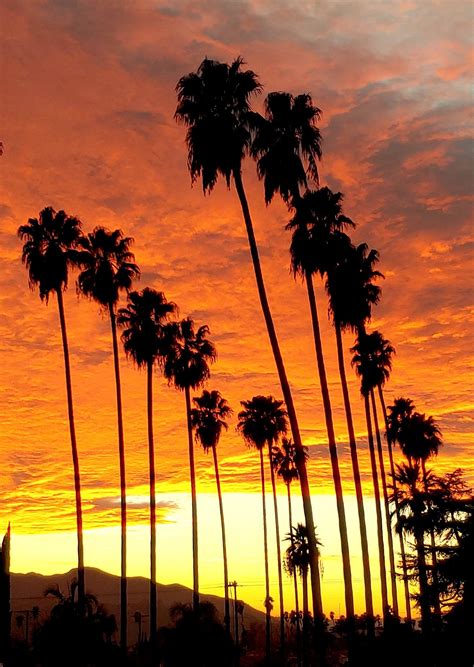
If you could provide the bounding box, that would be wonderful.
[237,395,288,658]
[77,227,140,648]
[351,333,389,618]
[175,60,322,617]
[325,236,383,623]
[273,438,307,662]
[190,389,233,634]
[284,524,321,666]
[18,207,86,603]
[117,288,177,641]
[287,187,355,619]
[163,317,216,612]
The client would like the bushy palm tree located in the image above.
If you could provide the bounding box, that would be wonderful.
[18,207,87,603]
[287,187,355,619]
[191,389,233,634]
[237,395,287,658]
[77,227,140,648]
[175,60,322,617]
[163,318,216,612]
[117,288,177,641]
[325,235,382,621]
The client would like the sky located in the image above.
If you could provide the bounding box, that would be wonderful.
[0,0,473,617]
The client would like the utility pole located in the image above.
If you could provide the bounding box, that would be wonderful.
[228,581,239,646]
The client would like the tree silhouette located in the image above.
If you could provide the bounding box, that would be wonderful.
[237,395,287,659]
[18,207,87,604]
[191,389,233,635]
[288,187,355,620]
[175,59,322,618]
[163,317,216,612]
[118,288,177,642]
[77,226,140,648]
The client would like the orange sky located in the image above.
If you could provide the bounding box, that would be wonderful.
[0,0,472,615]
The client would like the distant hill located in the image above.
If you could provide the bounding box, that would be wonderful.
[10,567,265,645]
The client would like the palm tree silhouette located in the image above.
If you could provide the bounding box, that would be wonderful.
[287,187,355,619]
[237,395,287,658]
[175,60,322,618]
[190,389,233,634]
[77,226,140,648]
[355,331,400,617]
[284,523,321,666]
[117,288,177,641]
[18,207,87,604]
[326,239,381,622]
[273,437,307,662]
[351,333,390,618]
[163,317,216,612]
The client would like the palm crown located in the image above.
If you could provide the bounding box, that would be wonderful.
[327,242,383,332]
[190,389,233,451]
[272,437,308,486]
[251,91,322,205]
[387,397,415,445]
[117,288,177,368]
[175,57,261,192]
[394,412,442,463]
[18,207,84,301]
[351,331,395,396]
[77,227,140,308]
[287,187,355,279]
[237,395,288,450]
[284,523,320,577]
[163,317,216,390]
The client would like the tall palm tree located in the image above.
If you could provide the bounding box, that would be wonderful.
[356,331,399,617]
[190,389,233,634]
[237,395,288,657]
[325,236,382,622]
[18,207,86,604]
[273,438,307,662]
[287,187,355,619]
[351,333,389,618]
[77,227,140,648]
[163,317,216,612]
[117,288,177,641]
[175,60,322,617]
[284,524,321,667]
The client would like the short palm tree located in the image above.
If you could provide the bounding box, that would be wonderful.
[273,438,307,659]
[237,395,287,658]
[77,226,140,648]
[175,60,322,617]
[18,207,86,604]
[284,523,321,666]
[190,389,233,634]
[163,317,216,612]
[117,288,177,641]
[325,235,382,622]
[287,187,355,619]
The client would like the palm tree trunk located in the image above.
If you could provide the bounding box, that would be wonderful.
[421,459,442,618]
[259,447,271,660]
[147,361,157,641]
[185,385,199,612]
[212,446,230,635]
[370,389,399,617]
[268,444,285,653]
[302,566,309,667]
[305,273,354,619]
[364,392,389,616]
[233,169,322,619]
[287,485,302,666]
[109,303,127,649]
[335,324,373,619]
[56,288,85,604]
[378,387,411,621]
